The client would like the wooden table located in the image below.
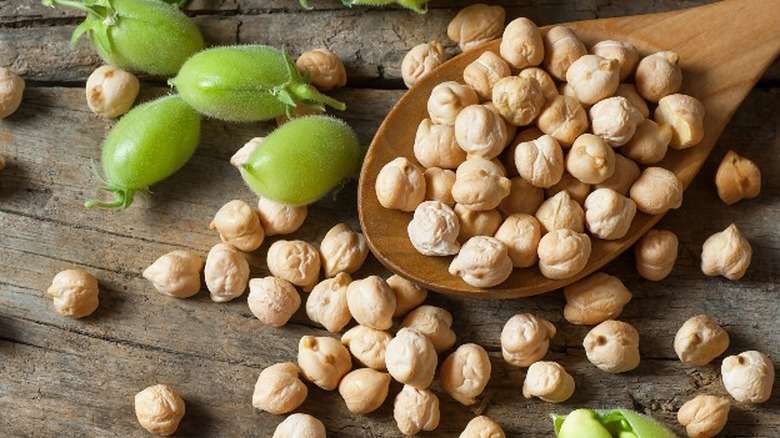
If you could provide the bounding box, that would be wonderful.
[1,1,778,436]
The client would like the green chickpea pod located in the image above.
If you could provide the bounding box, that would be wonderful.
[552,408,677,438]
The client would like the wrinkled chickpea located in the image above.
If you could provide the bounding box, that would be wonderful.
[441,343,492,406]
[297,335,352,391]
[386,328,438,389]
[721,350,774,404]
[674,315,730,366]
[402,41,447,89]
[338,368,392,414]
[407,200,461,256]
[518,67,558,101]
[463,51,511,100]
[273,413,326,438]
[494,213,542,268]
[295,48,347,91]
[498,176,545,216]
[387,275,427,318]
[46,269,99,318]
[319,223,368,277]
[542,26,587,81]
[86,65,139,119]
[143,250,203,299]
[715,150,761,205]
[622,119,672,165]
[459,416,506,438]
[346,276,396,330]
[499,17,544,70]
[584,188,637,240]
[589,96,644,147]
[522,361,576,403]
[678,395,731,438]
[635,229,679,281]
[500,313,556,367]
[454,204,502,243]
[564,272,633,325]
[595,153,641,196]
[267,240,321,291]
[514,134,565,188]
[566,134,616,185]
[375,157,427,212]
[452,158,511,211]
[414,119,467,169]
[427,81,479,126]
[537,228,592,279]
[536,95,590,147]
[583,320,640,373]
[535,190,585,233]
[204,243,250,302]
[134,384,185,436]
[252,362,308,415]
[449,236,513,288]
[210,199,265,252]
[635,51,682,102]
[701,223,752,280]
[654,93,706,149]
[629,166,683,215]
[455,104,508,160]
[566,54,620,105]
[614,83,650,118]
[306,273,352,333]
[424,167,456,206]
[393,385,440,436]
[505,127,544,171]
[491,76,545,126]
[256,196,308,236]
[590,40,639,81]
[342,325,392,370]
[247,277,301,327]
[401,305,457,353]
[0,67,25,118]
[448,4,506,52]
[545,172,592,205]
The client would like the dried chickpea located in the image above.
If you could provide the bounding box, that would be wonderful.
[424,167,456,206]
[674,315,730,366]
[252,362,308,415]
[408,200,461,256]
[449,236,513,288]
[247,277,301,327]
[629,166,683,215]
[545,172,592,205]
[231,137,262,170]
[483,102,517,146]
[386,328,438,389]
[583,320,640,373]
[143,250,203,298]
[715,150,761,205]
[566,134,616,184]
[654,93,706,149]
[454,204,502,243]
[393,385,440,436]
[614,83,650,118]
[498,176,545,216]
[501,313,556,367]
[622,119,672,165]
[338,368,392,414]
[595,153,641,196]
[514,134,565,188]
[494,213,542,268]
[414,119,466,170]
[256,196,307,236]
[519,67,558,101]
[346,276,396,330]
[584,188,637,240]
[542,26,587,81]
[535,190,585,233]
[499,17,544,70]
[464,51,511,100]
[460,416,505,438]
[452,158,511,211]
[306,273,352,333]
[86,65,139,119]
[537,228,592,279]
[401,305,456,353]
[441,343,491,406]
[590,40,639,81]
[375,157,426,212]
[295,48,347,91]
[204,243,250,302]
[210,199,265,252]
[522,361,575,403]
[563,273,632,325]
[402,41,447,89]
[273,413,326,438]
[267,240,321,291]
[492,76,545,126]
[319,223,368,277]
[635,51,682,102]
[589,96,645,147]
[721,350,774,403]
[134,384,185,436]
[566,54,620,105]
[635,229,679,281]
[448,4,506,52]
[46,269,99,318]
[701,223,752,280]
[342,325,392,370]
[0,67,24,118]
[428,81,479,126]
[387,275,427,317]
[677,395,731,438]
[297,335,352,391]
[455,104,508,160]
[536,95,589,147]
[505,127,544,172]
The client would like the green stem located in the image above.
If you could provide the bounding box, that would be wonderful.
[42,0,96,14]
[84,187,134,210]
[289,83,346,111]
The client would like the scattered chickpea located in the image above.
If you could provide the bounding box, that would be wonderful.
[583,320,640,373]
[635,229,679,281]
[252,362,308,415]
[491,76,546,126]
[424,167,457,206]
[454,204,502,243]
[231,136,262,170]
[536,95,590,147]
[635,51,682,102]
[341,325,393,370]
[273,413,326,438]
[589,96,645,147]
[584,188,637,240]
[654,93,706,149]
[494,213,542,268]
[449,236,513,288]
[535,190,585,234]
[566,54,620,105]
[542,26,587,81]
[407,200,461,256]
[142,250,203,299]
[455,104,509,160]
[401,305,457,353]
[514,134,565,188]
[402,41,447,89]
[537,228,592,279]
[267,240,321,291]
[497,176,545,216]
[563,272,633,325]
[614,83,650,118]
[394,385,440,436]
[721,350,774,404]
[85,65,139,119]
[700,223,752,280]
[204,243,250,302]
[522,360,576,403]
[256,196,308,236]
[247,277,301,327]
[441,343,492,406]
[209,199,265,252]
[414,118,467,169]
[427,81,479,126]
[346,276,396,330]
[451,158,511,211]
[306,273,352,333]
[295,48,347,91]
[715,150,761,205]
[0,67,25,118]
[566,134,616,185]
[674,315,730,366]
[297,335,352,391]
[338,368,392,414]
[448,4,506,52]
[387,275,427,318]
[678,395,731,438]
[46,269,99,318]
[519,67,558,101]
[595,153,641,196]
[375,157,427,212]
[134,384,185,436]
[629,166,683,215]
[386,328,438,389]
[463,51,511,100]
[499,17,544,70]
[459,416,506,438]
[500,313,556,368]
[590,40,639,81]
[319,223,368,277]
[622,119,672,165]
[545,172,592,205]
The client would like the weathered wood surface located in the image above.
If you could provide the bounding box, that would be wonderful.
[0,1,778,437]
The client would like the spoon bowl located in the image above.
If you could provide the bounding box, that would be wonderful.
[358,0,780,298]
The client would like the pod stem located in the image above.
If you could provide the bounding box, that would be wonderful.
[84,186,135,210]
[42,0,115,49]
[275,49,346,113]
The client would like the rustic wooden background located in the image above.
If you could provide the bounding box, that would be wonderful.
[1,0,778,436]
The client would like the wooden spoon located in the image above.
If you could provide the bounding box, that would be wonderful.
[358,0,780,299]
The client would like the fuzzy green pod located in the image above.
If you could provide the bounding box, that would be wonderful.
[552,409,678,438]
[169,45,346,122]
[42,0,204,76]
[300,0,429,13]
[86,95,201,209]
[237,116,360,206]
